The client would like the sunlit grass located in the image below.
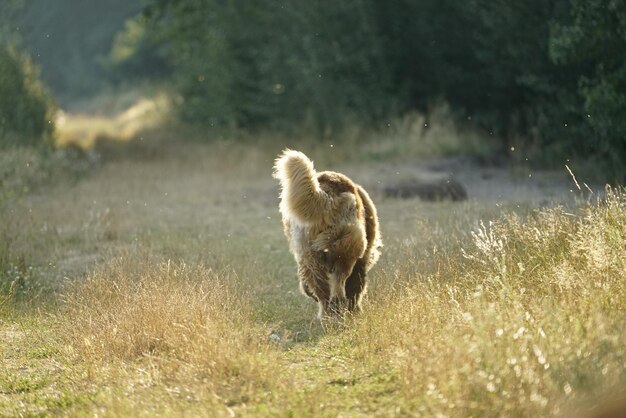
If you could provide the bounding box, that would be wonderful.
[0,129,624,416]
[59,254,282,415]
[55,90,171,149]
[348,188,626,416]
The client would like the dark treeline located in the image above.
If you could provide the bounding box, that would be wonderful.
[138,0,625,173]
[1,0,625,176]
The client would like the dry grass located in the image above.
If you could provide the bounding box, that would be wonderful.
[60,254,281,414]
[348,187,626,417]
[55,90,171,149]
[298,105,493,165]
[1,125,624,416]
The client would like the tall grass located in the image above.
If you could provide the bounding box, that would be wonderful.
[346,187,626,417]
[46,187,626,416]
[1,131,624,415]
[61,254,282,411]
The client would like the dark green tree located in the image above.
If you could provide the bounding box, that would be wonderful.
[0,1,55,146]
[550,0,626,177]
[135,0,625,176]
[143,0,392,133]
[0,44,55,146]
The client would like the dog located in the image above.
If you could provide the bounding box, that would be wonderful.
[273,149,381,318]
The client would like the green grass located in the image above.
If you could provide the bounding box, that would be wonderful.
[0,133,624,417]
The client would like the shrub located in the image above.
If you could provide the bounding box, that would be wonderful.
[0,43,55,147]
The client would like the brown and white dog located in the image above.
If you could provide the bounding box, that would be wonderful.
[273,149,382,318]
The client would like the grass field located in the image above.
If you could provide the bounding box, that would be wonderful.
[1,125,625,416]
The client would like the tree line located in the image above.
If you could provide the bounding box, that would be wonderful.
[136,0,624,173]
[1,0,625,177]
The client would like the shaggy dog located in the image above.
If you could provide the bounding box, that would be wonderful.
[273,150,382,318]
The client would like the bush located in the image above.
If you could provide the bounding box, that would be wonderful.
[0,43,55,147]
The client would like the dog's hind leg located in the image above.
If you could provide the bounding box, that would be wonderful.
[326,259,358,316]
[327,272,347,316]
[344,259,367,312]
[297,263,331,318]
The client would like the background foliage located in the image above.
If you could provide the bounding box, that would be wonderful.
[550,0,626,174]
[7,0,143,103]
[138,0,624,174]
[1,0,625,176]
[0,43,55,147]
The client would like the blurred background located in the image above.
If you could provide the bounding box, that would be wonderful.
[0,0,624,180]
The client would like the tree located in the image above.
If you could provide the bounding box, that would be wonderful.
[0,43,55,146]
[142,0,392,133]
[550,0,626,177]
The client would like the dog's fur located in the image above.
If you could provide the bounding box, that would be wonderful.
[273,149,381,318]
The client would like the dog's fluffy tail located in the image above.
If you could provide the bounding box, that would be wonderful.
[273,149,329,223]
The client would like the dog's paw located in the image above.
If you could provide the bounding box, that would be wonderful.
[327,296,348,317]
